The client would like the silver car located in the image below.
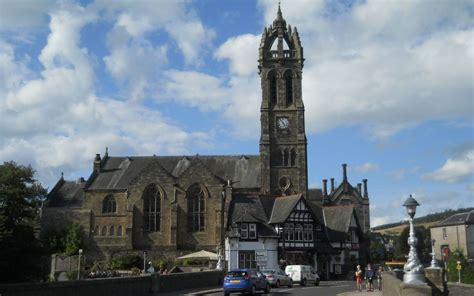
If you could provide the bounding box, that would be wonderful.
[261,269,293,288]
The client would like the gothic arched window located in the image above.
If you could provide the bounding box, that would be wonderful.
[117,225,123,236]
[94,226,99,236]
[290,149,297,166]
[143,184,161,232]
[187,183,206,232]
[102,195,117,213]
[109,225,115,236]
[269,71,277,105]
[284,71,293,106]
[283,149,289,167]
[101,226,107,236]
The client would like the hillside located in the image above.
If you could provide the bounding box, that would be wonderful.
[372,207,474,235]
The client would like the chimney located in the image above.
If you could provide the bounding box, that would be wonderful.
[357,183,362,194]
[322,179,328,197]
[363,179,368,198]
[93,154,101,174]
[330,178,335,192]
[342,163,348,181]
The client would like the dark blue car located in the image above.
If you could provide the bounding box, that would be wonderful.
[223,269,271,295]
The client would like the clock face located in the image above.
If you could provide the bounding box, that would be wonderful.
[277,117,290,130]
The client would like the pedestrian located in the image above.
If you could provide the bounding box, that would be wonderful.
[355,265,363,292]
[376,266,384,291]
[365,264,375,292]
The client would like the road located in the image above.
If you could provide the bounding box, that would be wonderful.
[160,281,357,296]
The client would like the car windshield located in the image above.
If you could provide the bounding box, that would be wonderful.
[226,271,248,278]
[286,266,297,272]
[261,270,274,275]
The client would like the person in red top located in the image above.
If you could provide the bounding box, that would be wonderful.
[355,265,363,292]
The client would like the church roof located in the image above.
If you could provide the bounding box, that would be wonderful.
[87,155,260,190]
[47,179,85,207]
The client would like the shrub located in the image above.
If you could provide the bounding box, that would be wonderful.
[65,223,83,256]
[66,271,78,281]
[447,249,474,284]
[109,254,142,270]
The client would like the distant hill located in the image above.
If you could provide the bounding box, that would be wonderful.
[372,207,474,235]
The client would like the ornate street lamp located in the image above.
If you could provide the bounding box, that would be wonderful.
[430,239,440,268]
[402,195,425,284]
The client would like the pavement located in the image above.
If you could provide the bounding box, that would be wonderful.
[337,290,383,296]
[153,286,222,296]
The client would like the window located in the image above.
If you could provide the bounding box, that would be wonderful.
[109,225,115,236]
[117,225,123,236]
[295,223,303,241]
[284,71,293,106]
[285,223,294,241]
[442,228,447,240]
[187,183,206,232]
[239,251,256,269]
[94,226,99,236]
[143,184,161,232]
[304,224,313,241]
[249,223,257,239]
[102,195,117,213]
[269,72,277,104]
[283,149,289,166]
[240,223,248,239]
[101,226,107,236]
[290,149,296,166]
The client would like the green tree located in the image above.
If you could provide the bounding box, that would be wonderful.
[398,225,431,264]
[0,161,47,283]
[65,223,83,256]
[370,240,386,264]
[447,249,474,284]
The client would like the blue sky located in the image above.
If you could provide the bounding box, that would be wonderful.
[0,0,472,226]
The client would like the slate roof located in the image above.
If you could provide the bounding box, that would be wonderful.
[268,194,303,224]
[323,206,356,241]
[307,188,323,202]
[87,155,260,190]
[47,179,85,207]
[227,194,278,238]
[433,211,474,227]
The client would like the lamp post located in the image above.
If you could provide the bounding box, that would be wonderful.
[143,251,147,273]
[402,195,425,284]
[77,249,83,280]
[430,239,440,268]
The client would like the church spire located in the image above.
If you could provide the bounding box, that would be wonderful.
[273,2,286,29]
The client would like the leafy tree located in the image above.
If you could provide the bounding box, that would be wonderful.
[370,240,386,264]
[65,223,83,256]
[447,249,474,284]
[397,225,431,264]
[0,161,47,283]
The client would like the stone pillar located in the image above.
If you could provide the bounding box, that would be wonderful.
[169,203,178,246]
[425,267,445,296]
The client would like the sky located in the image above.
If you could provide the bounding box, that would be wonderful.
[0,0,473,227]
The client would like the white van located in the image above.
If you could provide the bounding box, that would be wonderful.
[284,265,320,286]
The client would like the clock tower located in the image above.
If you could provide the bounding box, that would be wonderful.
[259,5,308,197]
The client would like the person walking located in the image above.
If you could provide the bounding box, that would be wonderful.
[376,266,384,291]
[365,264,375,292]
[355,265,363,292]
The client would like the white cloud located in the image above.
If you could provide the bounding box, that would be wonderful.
[424,150,474,184]
[355,162,379,173]
[388,169,405,180]
[0,0,55,32]
[372,216,391,228]
[215,34,261,76]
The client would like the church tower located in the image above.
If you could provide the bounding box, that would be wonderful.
[259,6,308,197]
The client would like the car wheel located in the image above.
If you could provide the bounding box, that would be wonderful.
[276,280,280,288]
[250,285,256,296]
[288,279,293,288]
[315,279,320,286]
[264,283,271,294]
[301,278,306,286]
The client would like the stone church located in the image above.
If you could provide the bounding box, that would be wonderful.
[41,7,370,270]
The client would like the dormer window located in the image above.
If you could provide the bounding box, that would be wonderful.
[249,224,257,239]
[239,223,257,240]
[240,223,248,239]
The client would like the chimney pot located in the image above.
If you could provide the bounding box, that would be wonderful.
[330,178,335,192]
[342,163,348,181]
[322,179,328,197]
[363,179,368,198]
[357,183,362,194]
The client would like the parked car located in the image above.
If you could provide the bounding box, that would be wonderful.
[261,269,293,288]
[284,265,320,286]
[223,269,271,295]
